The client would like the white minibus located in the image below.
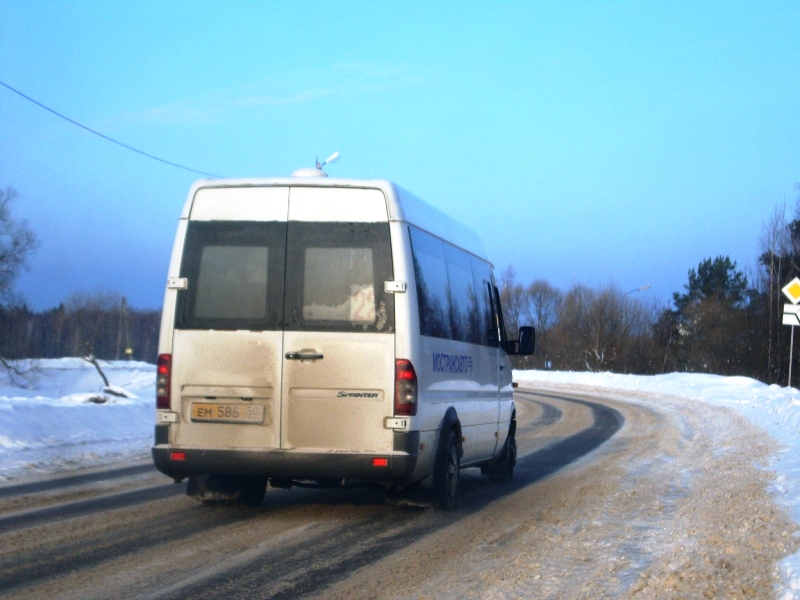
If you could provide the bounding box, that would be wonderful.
[152,168,534,508]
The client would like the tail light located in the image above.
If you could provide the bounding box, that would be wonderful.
[394,359,417,416]
[156,354,171,410]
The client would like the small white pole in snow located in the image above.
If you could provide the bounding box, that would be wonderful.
[790,325,795,388]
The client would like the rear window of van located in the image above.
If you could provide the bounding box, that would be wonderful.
[175,221,394,333]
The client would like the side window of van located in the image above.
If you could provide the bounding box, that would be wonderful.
[176,221,286,330]
[284,222,395,333]
[410,226,492,346]
[443,244,481,344]
[470,257,495,347]
[409,227,453,340]
[444,244,478,344]
[492,284,509,351]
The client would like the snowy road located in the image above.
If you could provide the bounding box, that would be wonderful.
[0,387,796,599]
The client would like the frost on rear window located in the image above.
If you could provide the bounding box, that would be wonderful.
[302,249,376,323]
[195,246,269,320]
[283,222,394,333]
[176,221,286,330]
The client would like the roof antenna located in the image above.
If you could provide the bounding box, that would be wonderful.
[293,151,341,178]
[316,151,340,170]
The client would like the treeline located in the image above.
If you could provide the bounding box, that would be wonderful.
[501,199,800,385]
[0,292,160,363]
[3,196,800,383]
[500,274,660,374]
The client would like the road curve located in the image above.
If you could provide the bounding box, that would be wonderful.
[0,390,622,599]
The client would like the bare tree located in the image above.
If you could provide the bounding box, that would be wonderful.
[758,201,788,379]
[498,265,526,338]
[553,285,595,370]
[582,288,629,370]
[553,284,657,372]
[0,186,38,373]
[525,279,562,368]
[0,187,38,304]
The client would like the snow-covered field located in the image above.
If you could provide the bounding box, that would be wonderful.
[0,358,154,480]
[1,359,799,595]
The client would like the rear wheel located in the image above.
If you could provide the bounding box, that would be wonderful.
[187,474,241,502]
[489,435,516,483]
[239,477,268,507]
[187,474,266,506]
[434,430,460,510]
[385,481,431,508]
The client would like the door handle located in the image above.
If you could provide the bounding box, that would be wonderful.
[285,352,324,360]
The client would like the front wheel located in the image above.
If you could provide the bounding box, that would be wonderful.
[434,430,460,509]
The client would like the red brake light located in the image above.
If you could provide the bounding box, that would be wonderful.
[170,451,186,461]
[372,457,389,467]
[394,359,417,416]
[156,353,171,410]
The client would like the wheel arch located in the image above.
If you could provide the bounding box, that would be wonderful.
[438,406,462,458]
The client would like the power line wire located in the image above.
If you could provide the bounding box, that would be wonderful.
[0,79,222,179]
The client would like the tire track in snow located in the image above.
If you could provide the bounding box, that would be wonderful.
[0,462,157,499]
[143,392,622,600]
[0,482,184,535]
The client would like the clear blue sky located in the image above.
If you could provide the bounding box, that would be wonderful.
[1,1,798,310]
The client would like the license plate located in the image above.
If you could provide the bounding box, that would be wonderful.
[190,403,264,424]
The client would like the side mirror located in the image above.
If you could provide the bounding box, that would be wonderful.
[505,326,535,355]
[517,325,535,355]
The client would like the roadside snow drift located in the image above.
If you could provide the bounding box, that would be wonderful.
[514,370,800,520]
[515,369,800,598]
[0,358,154,480]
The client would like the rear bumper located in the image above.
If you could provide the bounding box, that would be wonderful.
[152,429,419,485]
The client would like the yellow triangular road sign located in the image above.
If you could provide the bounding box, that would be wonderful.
[782,278,800,304]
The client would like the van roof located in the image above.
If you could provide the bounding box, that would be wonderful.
[184,178,489,261]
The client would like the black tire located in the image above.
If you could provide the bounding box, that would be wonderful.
[187,474,240,502]
[385,482,431,508]
[489,435,516,483]
[434,430,460,510]
[238,477,267,507]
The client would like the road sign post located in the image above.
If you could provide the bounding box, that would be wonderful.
[781,278,800,387]
[792,326,796,388]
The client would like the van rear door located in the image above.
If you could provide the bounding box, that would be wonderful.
[171,185,395,456]
[280,187,396,453]
[171,187,288,451]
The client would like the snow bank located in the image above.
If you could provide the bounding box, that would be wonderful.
[515,369,800,598]
[0,358,155,480]
[513,370,800,517]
